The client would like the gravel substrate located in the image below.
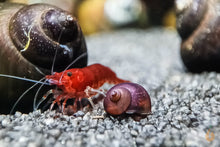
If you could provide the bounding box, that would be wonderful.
[0,28,220,147]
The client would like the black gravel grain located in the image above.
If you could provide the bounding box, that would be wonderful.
[0,28,219,147]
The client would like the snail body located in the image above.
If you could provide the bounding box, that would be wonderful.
[176,0,220,72]
[0,2,87,113]
[104,83,151,116]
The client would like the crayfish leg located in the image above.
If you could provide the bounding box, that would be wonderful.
[50,96,62,111]
[72,99,78,112]
[62,98,70,113]
[87,97,95,108]
[63,98,81,114]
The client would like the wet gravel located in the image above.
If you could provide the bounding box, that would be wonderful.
[0,28,220,147]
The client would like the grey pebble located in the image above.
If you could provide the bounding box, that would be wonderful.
[1,118,11,127]
[74,111,85,117]
[130,130,138,137]
[48,129,60,138]
[136,137,145,145]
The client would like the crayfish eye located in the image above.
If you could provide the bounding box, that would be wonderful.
[67,72,72,77]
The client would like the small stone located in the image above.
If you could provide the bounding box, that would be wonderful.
[48,129,60,138]
[73,111,85,117]
[14,112,22,118]
[80,121,88,127]
[97,125,105,134]
[143,125,156,136]
[44,118,54,125]
[136,137,145,145]
[19,136,28,143]
[180,106,190,114]
[81,126,90,131]
[96,134,104,141]
[157,121,167,131]
[27,142,37,147]
[105,121,113,130]
[130,130,138,137]
[1,118,11,127]
[163,98,173,106]
[32,110,41,117]
[89,119,98,128]
[89,134,97,146]
[175,115,182,121]
[83,112,90,120]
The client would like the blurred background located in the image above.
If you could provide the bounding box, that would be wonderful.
[2,0,176,35]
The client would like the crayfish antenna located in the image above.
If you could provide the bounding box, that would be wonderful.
[51,30,63,75]
[10,77,46,114]
[0,74,49,85]
[0,74,50,114]
[33,79,48,111]
[35,66,46,76]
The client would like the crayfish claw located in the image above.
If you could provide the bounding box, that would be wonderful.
[85,86,106,97]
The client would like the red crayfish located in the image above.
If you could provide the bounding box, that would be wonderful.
[0,61,129,114]
[44,63,129,112]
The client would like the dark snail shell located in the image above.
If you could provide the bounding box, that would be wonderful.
[0,3,87,113]
[104,83,151,116]
[175,0,220,72]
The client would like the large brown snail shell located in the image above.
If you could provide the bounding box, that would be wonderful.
[175,0,220,72]
[0,2,87,113]
[104,83,151,116]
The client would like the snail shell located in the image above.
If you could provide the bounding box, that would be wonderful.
[0,2,87,113]
[176,0,220,72]
[104,83,151,116]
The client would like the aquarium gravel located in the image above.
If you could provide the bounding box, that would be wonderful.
[0,28,219,147]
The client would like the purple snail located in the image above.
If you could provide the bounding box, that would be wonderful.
[175,0,220,72]
[104,83,151,115]
[0,2,87,113]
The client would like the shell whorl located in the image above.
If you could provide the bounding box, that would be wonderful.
[104,87,131,115]
[9,3,87,71]
[109,90,121,102]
